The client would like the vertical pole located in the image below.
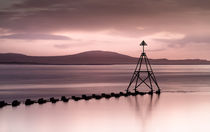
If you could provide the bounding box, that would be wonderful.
[138,54,143,71]
[145,55,160,91]
[135,72,139,91]
[127,53,142,92]
[145,56,153,91]
[144,54,153,91]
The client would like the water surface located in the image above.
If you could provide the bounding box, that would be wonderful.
[1,65,210,132]
[1,65,210,101]
[1,93,210,132]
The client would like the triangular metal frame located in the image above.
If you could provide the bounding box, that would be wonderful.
[126,41,160,93]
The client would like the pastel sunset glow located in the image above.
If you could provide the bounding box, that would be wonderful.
[0,0,210,59]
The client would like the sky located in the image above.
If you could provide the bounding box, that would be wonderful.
[0,0,210,60]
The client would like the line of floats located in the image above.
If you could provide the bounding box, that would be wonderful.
[0,90,160,108]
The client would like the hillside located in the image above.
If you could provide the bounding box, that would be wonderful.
[0,51,210,65]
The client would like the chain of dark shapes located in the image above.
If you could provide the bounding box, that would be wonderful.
[0,91,160,108]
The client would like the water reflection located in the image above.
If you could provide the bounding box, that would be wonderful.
[1,93,210,132]
[127,94,160,132]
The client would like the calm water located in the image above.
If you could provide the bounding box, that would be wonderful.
[1,93,210,132]
[1,65,210,132]
[1,64,210,102]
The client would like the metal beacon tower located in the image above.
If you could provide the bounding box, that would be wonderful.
[126,40,160,94]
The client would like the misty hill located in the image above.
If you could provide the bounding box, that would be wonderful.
[0,51,210,65]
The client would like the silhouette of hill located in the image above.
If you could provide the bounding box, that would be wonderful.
[0,51,210,65]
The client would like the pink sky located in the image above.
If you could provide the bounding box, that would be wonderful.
[0,0,210,60]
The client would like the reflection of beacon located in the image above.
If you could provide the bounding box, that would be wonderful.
[126,40,160,93]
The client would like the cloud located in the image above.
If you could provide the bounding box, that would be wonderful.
[0,0,210,59]
[0,0,210,35]
[147,48,166,52]
[136,26,144,30]
[0,33,71,40]
[54,43,72,49]
[155,35,210,48]
[149,32,185,40]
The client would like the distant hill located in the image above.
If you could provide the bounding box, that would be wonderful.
[0,50,210,65]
